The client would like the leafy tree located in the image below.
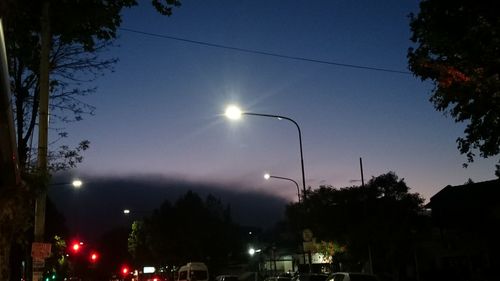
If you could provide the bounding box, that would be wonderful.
[0,1,181,279]
[128,220,148,265]
[3,0,134,170]
[285,172,426,276]
[2,0,181,171]
[128,191,245,271]
[42,235,69,280]
[408,0,500,174]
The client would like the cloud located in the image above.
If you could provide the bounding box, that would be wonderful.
[49,173,289,241]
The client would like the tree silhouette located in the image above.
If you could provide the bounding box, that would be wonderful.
[285,172,426,276]
[408,0,500,175]
[0,1,181,278]
[128,191,245,271]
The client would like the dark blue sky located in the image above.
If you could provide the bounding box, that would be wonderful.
[52,0,498,229]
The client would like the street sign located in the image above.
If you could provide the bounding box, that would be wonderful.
[31,242,51,259]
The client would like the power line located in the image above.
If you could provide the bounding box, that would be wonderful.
[119,27,412,75]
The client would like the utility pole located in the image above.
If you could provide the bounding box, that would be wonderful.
[35,0,50,242]
[33,2,51,281]
[360,157,365,187]
[360,157,373,274]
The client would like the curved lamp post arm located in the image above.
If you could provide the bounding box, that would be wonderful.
[268,175,301,202]
[243,112,306,199]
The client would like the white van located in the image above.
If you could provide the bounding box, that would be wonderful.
[178,262,209,281]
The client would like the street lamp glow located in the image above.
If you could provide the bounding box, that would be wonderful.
[225,105,242,120]
[72,179,82,188]
[123,209,130,214]
[264,173,270,180]
[248,247,256,256]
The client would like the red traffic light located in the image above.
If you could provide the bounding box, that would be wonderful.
[72,243,80,252]
[121,265,129,275]
[69,240,85,256]
[90,252,99,262]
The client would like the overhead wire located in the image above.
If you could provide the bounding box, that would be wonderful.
[119,27,412,75]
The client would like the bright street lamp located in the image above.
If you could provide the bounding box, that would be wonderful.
[72,179,82,188]
[248,247,261,256]
[122,209,151,219]
[264,173,301,202]
[52,179,83,189]
[225,105,307,199]
[225,105,243,120]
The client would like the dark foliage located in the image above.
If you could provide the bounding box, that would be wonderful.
[0,1,181,279]
[128,191,246,269]
[285,172,426,275]
[408,0,500,174]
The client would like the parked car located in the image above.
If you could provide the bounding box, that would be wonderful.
[292,273,328,281]
[326,272,378,281]
[178,262,209,281]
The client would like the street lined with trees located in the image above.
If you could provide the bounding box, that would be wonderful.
[1,0,499,280]
[123,172,427,281]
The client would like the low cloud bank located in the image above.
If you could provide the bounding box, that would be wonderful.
[49,173,289,241]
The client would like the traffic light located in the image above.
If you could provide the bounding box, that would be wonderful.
[90,251,99,263]
[71,243,80,252]
[121,265,130,276]
[70,241,83,253]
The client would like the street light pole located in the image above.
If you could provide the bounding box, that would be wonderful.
[226,105,311,272]
[225,106,307,200]
[264,173,300,202]
[245,112,306,198]
[33,4,51,280]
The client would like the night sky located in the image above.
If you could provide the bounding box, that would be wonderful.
[48,0,499,239]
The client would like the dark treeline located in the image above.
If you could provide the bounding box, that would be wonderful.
[283,172,427,280]
[23,173,498,281]
[128,191,248,274]
[126,172,428,280]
